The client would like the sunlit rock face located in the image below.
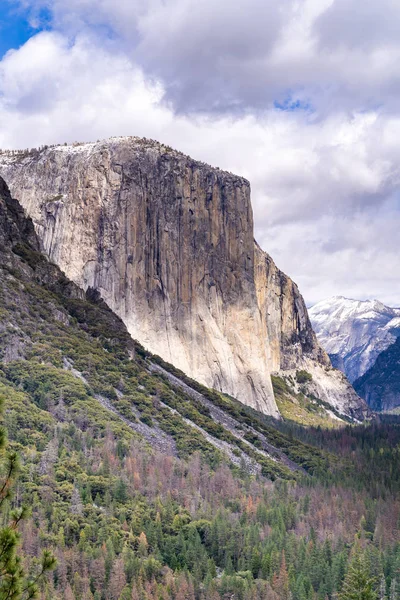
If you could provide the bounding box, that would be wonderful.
[254,246,367,421]
[0,138,366,419]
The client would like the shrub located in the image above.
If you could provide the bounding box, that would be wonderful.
[296,370,313,384]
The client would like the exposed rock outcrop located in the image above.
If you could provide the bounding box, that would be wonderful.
[254,245,367,420]
[0,138,366,418]
[255,243,329,372]
[0,176,38,251]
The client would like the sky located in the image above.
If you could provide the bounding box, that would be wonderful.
[0,0,399,306]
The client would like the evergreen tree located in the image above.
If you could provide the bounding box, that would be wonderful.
[340,547,378,600]
[390,579,398,600]
[0,393,55,599]
[273,552,291,600]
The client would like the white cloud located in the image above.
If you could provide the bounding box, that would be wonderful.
[0,32,168,147]
[18,0,400,114]
[1,0,400,307]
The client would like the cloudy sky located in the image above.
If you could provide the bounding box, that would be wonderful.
[1,0,400,306]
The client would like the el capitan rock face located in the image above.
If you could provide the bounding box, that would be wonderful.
[0,138,366,418]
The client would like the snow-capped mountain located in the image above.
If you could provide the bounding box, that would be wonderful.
[309,296,400,383]
[354,337,400,412]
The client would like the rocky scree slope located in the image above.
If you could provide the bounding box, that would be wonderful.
[0,139,365,420]
[309,296,400,384]
[0,174,335,479]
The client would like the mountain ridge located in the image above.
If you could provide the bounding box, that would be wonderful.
[309,295,400,383]
[354,336,400,411]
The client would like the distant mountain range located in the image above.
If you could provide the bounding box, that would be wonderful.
[354,337,400,412]
[309,296,400,411]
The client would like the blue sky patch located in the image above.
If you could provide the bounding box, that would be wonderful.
[274,96,313,113]
[0,1,50,58]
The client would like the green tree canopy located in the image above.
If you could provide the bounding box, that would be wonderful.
[0,392,55,599]
[340,546,378,600]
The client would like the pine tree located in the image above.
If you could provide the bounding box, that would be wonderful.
[340,547,378,600]
[390,579,398,600]
[379,575,387,600]
[108,558,127,600]
[0,392,55,599]
[273,552,291,600]
[138,532,148,558]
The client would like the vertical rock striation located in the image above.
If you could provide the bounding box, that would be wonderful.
[254,245,367,420]
[254,242,329,372]
[0,138,366,418]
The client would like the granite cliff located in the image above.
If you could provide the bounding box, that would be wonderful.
[0,173,328,478]
[0,138,366,418]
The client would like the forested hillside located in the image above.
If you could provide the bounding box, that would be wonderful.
[1,176,400,600]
